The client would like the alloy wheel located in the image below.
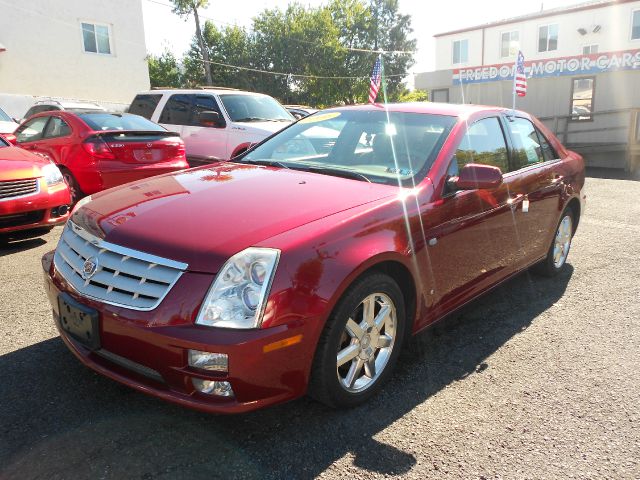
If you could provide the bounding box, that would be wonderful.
[336,292,397,393]
[553,215,573,268]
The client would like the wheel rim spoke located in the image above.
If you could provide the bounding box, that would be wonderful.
[337,344,360,367]
[377,334,392,348]
[373,304,390,330]
[362,295,376,327]
[345,358,364,388]
[364,358,376,379]
[345,318,364,339]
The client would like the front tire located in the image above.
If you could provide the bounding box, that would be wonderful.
[61,169,83,205]
[533,208,575,277]
[308,272,406,408]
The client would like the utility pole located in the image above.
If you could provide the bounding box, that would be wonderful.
[192,2,213,85]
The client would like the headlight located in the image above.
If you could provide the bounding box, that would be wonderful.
[42,163,63,186]
[70,194,92,215]
[196,247,280,329]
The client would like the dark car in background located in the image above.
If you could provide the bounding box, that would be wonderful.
[15,111,189,203]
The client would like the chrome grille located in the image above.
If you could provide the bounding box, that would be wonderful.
[0,178,39,200]
[53,221,187,311]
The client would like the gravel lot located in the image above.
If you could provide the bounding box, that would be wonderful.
[1,173,638,479]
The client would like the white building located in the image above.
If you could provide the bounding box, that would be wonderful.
[0,0,150,117]
[415,0,640,170]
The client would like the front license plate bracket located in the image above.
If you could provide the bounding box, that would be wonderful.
[58,293,101,350]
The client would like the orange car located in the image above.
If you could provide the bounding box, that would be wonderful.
[0,135,70,237]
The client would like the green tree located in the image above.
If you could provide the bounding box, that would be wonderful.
[147,50,183,88]
[170,0,213,85]
[396,88,428,103]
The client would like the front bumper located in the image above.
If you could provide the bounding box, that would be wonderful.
[42,252,318,414]
[0,180,70,234]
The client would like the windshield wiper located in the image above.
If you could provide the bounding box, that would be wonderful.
[234,117,270,122]
[292,165,372,183]
[241,159,290,169]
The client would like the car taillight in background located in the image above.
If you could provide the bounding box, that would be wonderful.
[82,137,115,159]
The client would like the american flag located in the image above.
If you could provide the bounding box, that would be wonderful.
[369,57,382,104]
[514,50,527,97]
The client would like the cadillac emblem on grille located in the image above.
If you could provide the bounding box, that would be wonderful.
[82,257,99,280]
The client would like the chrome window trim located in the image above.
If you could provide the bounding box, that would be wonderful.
[0,178,40,202]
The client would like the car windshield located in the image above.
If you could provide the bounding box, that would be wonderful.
[0,107,12,122]
[219,94,293,122]
[241,109,457,186]
[79,113,165,131]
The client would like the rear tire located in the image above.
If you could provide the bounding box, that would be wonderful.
[532,208,575,277]
[308,272,406,408]
[61,169,83,205]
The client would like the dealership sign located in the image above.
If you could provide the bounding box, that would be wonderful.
[453,49,640,84]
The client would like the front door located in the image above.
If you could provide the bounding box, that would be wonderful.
[423,116,522,317]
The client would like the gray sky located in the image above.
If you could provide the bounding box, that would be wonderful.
[143,0,582,74]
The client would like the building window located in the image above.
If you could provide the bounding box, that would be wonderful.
[431,89,449,103]
[452,39,468,65]
[632,10,640,40]
[538,24,558,52]
[500,31,519,58]
[582,44,598,54]
[571,77,595,121]
[82,22,112,55]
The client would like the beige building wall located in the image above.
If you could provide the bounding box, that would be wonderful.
[0,0,149,105]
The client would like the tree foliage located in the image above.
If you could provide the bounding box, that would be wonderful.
[147,50,183,88]
[156,0,417,107]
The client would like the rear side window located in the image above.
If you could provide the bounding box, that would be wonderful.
[44,117,72,138]
[129,94,162,119]
[505,117,544,170]
[79,113,165,131]
[15,117,50,143]
[159,94,193,125]
[455,117,509,172]
[535,127,558,161]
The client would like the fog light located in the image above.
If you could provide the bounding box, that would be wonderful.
[188,350,228,372]
[192,379,234,397]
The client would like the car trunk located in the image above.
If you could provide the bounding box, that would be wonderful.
[89,131,185,164]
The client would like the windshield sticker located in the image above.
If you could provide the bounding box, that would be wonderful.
[299,112,341,124]
[386,167,415,176]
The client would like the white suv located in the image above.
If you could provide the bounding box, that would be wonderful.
[129,88,294,166]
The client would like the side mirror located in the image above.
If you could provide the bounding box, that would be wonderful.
[199,111,225,128]
[448,163,503,190]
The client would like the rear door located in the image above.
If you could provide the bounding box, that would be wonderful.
[180,94,228,160]
[502,116,562,265]
[157,94,190,140]
[40,115,75,166]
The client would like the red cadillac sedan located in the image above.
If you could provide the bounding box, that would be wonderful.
[42,103,586,413]
[1,135,70,236]
[15,111,189,203]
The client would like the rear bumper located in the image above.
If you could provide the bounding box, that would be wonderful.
[0,180,70,234]
[42,252,318,414]
[76,160,189,195]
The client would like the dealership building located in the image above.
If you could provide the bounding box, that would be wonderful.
[415,0,640,171]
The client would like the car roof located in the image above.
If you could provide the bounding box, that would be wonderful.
[327,102,522,118]
[33,100,104,110]
[140,89,270,97]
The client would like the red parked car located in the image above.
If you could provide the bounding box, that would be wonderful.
[1,135,70,237]
[14,111,189,203]
[42,103,586,413]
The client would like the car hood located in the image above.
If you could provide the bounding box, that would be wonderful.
[73,162,396,273]
[0,146,49,181]
[0,120,18,134]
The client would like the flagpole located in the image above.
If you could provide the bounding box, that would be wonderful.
[512,57,517,116]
